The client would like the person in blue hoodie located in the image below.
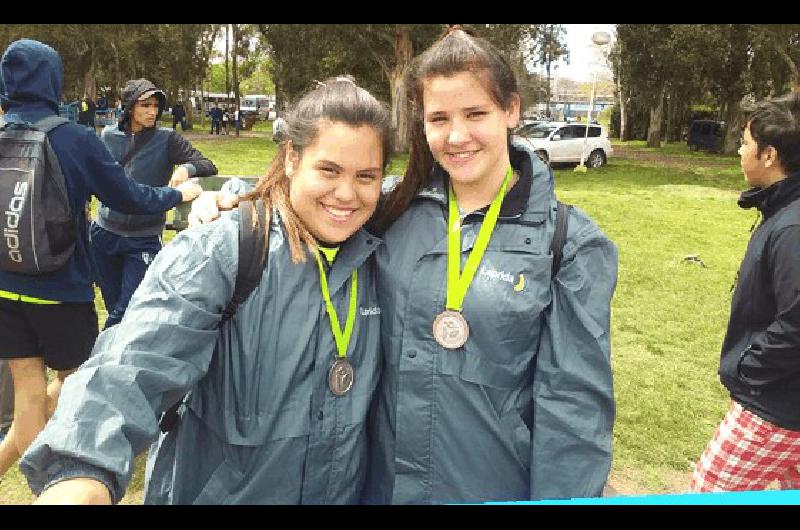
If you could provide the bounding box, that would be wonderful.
[91,78,217,329]
[0,39,202,479]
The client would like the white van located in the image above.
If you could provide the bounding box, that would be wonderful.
[240,95,275,120]
[517,122,613,167]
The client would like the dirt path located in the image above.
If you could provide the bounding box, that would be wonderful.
[613,144,735,170]
[182,130,271,140]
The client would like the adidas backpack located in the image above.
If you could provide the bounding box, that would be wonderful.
[0,115,76,274]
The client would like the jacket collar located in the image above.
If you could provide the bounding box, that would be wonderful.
[326,228,382,296]
[738,170,800,218]
[272,208,382,297]
[413,142,535,220]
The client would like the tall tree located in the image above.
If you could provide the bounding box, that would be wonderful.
[259,24,440,152]
[529,25,569,119]
[232,24,240,136]
[615,24,677,148]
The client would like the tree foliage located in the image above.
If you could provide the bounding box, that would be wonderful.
[613,24,800,153]
[258,24,549,151]
[0,24,217,105]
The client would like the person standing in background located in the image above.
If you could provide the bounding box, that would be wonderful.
[691,92,800,492]
[0,40,202,480]
[90,78,217,329]
[171,100,186,131]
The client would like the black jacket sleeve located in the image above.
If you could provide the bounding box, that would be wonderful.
[738,225,800,387]
[167,130,218,178]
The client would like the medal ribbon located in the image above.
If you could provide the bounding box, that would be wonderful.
[314,251,358,359]
[446,166,513,312]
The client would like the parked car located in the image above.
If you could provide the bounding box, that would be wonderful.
[515,121,545,136]
[516,122,613,167]
[687,119,724,152]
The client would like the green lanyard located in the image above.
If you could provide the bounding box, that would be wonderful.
[446,166,513,312]
[314,250,358,359]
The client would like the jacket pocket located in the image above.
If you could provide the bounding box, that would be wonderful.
[460,252,552,367]
[188,395,312,447]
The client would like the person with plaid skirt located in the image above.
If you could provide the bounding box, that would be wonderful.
[691,93,800,492]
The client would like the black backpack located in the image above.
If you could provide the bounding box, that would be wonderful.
[0,115,76,274]
[158,199,269,432]
[551,200,570,277]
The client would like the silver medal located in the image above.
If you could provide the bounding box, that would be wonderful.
[432,310,470,349]
[328,357,355,396]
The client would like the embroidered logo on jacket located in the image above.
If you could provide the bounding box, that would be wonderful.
[360,306,382,316]
[479,266,525,292]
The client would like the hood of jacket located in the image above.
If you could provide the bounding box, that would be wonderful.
[0,39,62,116]
[118,78,166,131]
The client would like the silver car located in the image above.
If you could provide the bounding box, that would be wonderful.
[517,122,613,167]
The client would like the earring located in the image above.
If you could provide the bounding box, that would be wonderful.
[286,164,293,177]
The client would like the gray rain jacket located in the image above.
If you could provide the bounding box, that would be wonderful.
[364,143,618,504]
[20,211,383,504]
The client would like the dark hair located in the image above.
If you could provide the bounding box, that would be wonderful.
[744,91,800,174]
[242,75,393,263]
[375,26,519,233]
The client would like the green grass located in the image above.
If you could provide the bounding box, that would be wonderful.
[614,139,738,164]
[552,150,750,492]
[188,135,277,176]
[1,136,752,502]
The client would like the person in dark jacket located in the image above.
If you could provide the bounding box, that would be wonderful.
[171,101,186,131]
[91,79,218,329]
[77,95,97,135]
[0,39,202,479]
[209,105,222,135]
[691,92,800,492]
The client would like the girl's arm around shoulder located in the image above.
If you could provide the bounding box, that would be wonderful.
[19,218,241,504]
[529,206,618,501]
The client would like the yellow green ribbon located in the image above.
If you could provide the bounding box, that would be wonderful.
[314,251,358,359]
[446,166,512,312]
[0,289,61,305]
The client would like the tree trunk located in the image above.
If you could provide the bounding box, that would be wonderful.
[619,89,628,141]
[646,84,667,148]
[545,62,552,119]
[83,69,96,100]
[184,85,194,129]
[771,38,800,91]
[664,92,674,143]
[232,24,240,137]
[616,60,632,141]
[390,25,413,153]
[83,43,96,99]
[722,98,743,155]
[225,24,230,97]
